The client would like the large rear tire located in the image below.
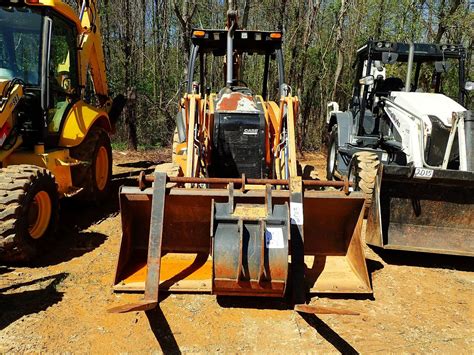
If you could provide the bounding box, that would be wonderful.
[0,165,59,263]
[70,126,112,202]
[348,152,380,209]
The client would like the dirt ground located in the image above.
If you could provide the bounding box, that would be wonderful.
[1,150,473,354]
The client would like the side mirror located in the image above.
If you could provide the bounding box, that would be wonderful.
[359,75,374,86]
[464,81,474,91]
[382,52,398,64]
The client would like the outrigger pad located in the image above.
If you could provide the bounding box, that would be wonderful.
[112,186,371,295]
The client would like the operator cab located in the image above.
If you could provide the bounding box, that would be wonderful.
[180,28,287,179]
[351,40,472,168]
[0,4,79,147]
[353,41,470,116]
[187,29,285,100]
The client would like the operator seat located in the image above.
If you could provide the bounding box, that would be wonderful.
[375,77,404,97]
[369,77,404,135]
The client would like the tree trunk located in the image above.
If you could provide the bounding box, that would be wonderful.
[331,0,347,101]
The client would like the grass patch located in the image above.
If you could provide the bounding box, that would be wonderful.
[111,141,128,151]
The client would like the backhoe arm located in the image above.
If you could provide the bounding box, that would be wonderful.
[78,0,109,107]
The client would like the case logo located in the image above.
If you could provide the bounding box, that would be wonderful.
[243,128,258,135]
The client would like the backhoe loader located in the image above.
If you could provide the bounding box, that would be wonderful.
[109,7,371,315]
[0,0,124,262]
[327,40,473,256]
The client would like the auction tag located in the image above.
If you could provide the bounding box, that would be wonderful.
[414,167,434,180]
[290,202,304,225]
[265,227,284,249]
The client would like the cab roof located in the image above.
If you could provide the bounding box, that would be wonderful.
[191,29,283,56]
[357,40,466,62]
[2,0,81,31]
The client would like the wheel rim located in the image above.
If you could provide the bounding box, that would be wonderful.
[95,146,109,191]
[28,191,52,239]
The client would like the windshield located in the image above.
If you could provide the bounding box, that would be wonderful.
[384,58,461,98]
[0,7,42,85]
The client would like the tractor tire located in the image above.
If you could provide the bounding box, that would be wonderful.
[0,165,59,263]
[326,124,338,180]
[70,126,112,202]
[348,151,380,210]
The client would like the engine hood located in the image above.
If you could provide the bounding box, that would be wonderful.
[390,92,466,127]
[215,88,261,113]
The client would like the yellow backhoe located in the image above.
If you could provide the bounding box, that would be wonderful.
[109,7,371,315]
[0,0,124,262]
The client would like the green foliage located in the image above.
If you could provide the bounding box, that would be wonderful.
[87,0,473,149]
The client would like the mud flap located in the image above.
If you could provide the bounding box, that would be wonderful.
[112,183,371,297]
[366,165,474,256]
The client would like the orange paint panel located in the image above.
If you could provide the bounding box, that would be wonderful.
[121,253,212,286]
[216,92,258,112]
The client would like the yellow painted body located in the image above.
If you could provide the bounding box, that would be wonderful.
[3,148,80,196]
[0,82,25,162]
[59,101,111,147]
[0,83,23,134]
[26,1,80,30]
[29,190,52,239]
[175,91,300,180]
[0,1,113,198]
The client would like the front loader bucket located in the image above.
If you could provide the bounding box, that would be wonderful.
[113,181,371,297]
[303,191,371,294]
[113,186,216,293]
[366,166,474,256]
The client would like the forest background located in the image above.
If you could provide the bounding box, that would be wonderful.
[65,0,473,151]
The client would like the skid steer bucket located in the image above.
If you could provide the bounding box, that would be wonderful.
[112,174,372,303]
[366,166,474,256]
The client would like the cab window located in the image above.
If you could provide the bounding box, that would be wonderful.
[49,14,78,103]
[47,14,78,133]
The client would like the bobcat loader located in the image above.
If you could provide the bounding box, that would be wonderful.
[327,40,473,256]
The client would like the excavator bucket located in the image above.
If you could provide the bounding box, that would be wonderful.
[366,166,474,256]
[112,173,372,302]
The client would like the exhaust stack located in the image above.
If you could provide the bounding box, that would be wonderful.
[226,3,238,87]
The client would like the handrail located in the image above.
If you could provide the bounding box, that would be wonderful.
[138,172,353,193]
